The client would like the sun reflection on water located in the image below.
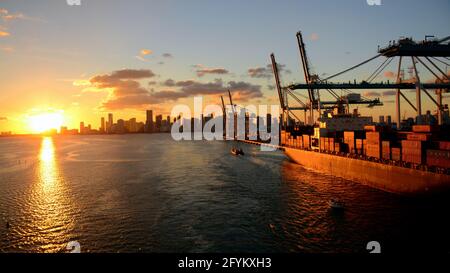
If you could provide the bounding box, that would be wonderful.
[39,137,57,191]
[31,137,75,252]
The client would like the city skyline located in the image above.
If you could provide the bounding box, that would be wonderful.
[0,0,449,134]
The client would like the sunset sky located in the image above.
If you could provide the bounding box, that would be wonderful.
[0,0,449,134]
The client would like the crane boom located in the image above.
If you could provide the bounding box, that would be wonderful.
[220,95,226,114]
[270,53,286,110]
[296,31,315,103]
[227,90,235,114]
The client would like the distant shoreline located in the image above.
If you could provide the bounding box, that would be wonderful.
[0,132,172,138]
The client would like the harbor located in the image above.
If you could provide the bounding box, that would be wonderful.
[223,32,450,195]
[1,0,450,259]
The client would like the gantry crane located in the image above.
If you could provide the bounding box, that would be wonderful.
[272,31,450,128]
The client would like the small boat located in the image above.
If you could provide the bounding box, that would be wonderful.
[231,147,244,156]
[329,199,345,210]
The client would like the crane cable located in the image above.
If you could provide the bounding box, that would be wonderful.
[366,57,393,83]
[431,57,450,67]
[321,53,382,82]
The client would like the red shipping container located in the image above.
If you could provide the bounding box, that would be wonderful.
[402,140,424,149]
[427,149,450,168]
[382,141,391,160]
[412,125,438,133]
[407,133,431,141]
[439,141,450,151]
[402,147,425,164]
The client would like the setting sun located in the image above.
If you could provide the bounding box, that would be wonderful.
[28,112,64,133]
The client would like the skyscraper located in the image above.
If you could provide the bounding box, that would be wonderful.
[100,117,105,133]
[80,122,85,134]
[108,113,113,133]
[156,114,162,132]
[146,110,153,133]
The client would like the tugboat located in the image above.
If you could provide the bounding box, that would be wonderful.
[231,147,244,156]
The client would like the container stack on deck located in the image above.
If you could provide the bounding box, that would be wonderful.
[281,122,449,172]
[402,139,425,164]
[365,127,383,159]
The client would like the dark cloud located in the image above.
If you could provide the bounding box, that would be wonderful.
[162,53,173,58]
[175,80,196,87]
[363,91,381,97]
[85,69,156,110]
[154,79,262,103]
[90,69,155,88]
[382,90,396,96]
[162,78,176,87]
[248,64,291,79]
[176,79,262,101]
[196,67,229,77]
[109,69,155,80]
[148,81,157,86]
[248,67,269,78]
[91,69,262,109]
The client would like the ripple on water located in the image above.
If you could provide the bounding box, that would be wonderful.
[0,134,449,253]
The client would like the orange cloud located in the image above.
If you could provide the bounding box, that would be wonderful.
[140,49,152,55]
[73,79,91,86]
[384,71,396,79]
[310,33,319,41]
[0,30,10,37]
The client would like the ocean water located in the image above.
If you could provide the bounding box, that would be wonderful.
[0,134,449,253]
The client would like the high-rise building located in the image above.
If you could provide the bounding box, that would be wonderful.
[116,119,126,133]
[108,113,113,132]
[100,117,105,133]
[60,126,68,135]
[127,118,137,132]
[146,110,153,133]
[156,115,162,132]
[386,115,392,125]
[80,122,85,134]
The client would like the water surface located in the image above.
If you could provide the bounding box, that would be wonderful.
[0,134,448,253]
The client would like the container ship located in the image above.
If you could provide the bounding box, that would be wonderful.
[271,32,450,195]
[280,111,450,195]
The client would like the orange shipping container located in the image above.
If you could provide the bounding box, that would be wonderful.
[407,133,431,141]
[412,125,438,133]
[366,132,381,144]
[391,147,401,161]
